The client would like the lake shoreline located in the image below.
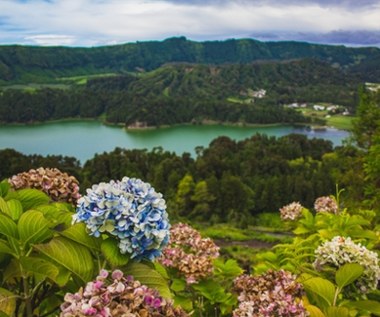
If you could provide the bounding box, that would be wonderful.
[0,120,350,163]
[0,116,351,132]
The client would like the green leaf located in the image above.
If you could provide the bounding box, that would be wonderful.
[7,236,20,257]
[0,180,10,198]
[213,259,243,279]
[3,259,22,281]
[326,306,349,317]
[347,215,371,226]
[192,280,230,303]
[125,262,172,299]
[220,295,237,315]
[174,295,193,311]
[171,278,186,292]
[306,305,326,317]
[153,262,169,279]
[348,228,378,240]
[293,226,311,235]
[101,238,129,267]
[346,300,380,316]
[60,223,101,251]
[35,236,94,283]
[259,251,278,262]
[6,199,23,221]
[36,203,74,227]
[18,210,52,246]
[16,188,50,211]
[19,256,60,283]
[0,214,18,239]
[0,198,11,217]
[55,267,72,287]
[0,198,23,221]
[0,288,16,317]
[0,240,16,256]
[335,263,364,289]
[318,229,335,239]
[303,277,336,307]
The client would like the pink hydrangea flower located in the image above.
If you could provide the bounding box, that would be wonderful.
[314,196,338,214]
[233,270,308,317]
[158,223,219,284]
[279,202,304,221]
[9,167,80,204]
[60,270,188,317]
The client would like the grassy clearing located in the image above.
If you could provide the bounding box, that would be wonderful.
[220,245,259,269]
[57,73,119,85]
[0,83,70,91]
[200,224,252,241]
[297,105,355,130]
[227,96,252,104]
[199,221,292,270]
[198,223,287,243]
[227,97,244,104]
[163,87,170,97]
[326,115,355,130]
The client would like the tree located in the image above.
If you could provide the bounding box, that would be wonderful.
[175,174,195,217]
[352,86,380,149]
[190,180,215,221]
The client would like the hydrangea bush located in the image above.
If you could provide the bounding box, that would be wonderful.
[8,167,80,204]
[279,201,304,221]
[60,269,188,317]
[73,177,170,261]
[158,223,220,284]
[314,196,338,214]
[314,236,380,293]
[232,270,308,317]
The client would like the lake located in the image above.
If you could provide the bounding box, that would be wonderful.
[0,121,350,163]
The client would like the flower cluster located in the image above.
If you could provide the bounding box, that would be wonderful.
[280,202,304,221]
[232,270,308,317]
[60,269,188,317]
[9,167,80,204]
[158,223,220,284]
[314,196,338,214]
[73,177,170,261]
[314,236,380,293]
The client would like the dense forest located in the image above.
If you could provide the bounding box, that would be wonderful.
[0,59,359,125]
[1,37,377,126]
[0,134,339,225]
[1,37,380,83]
[2,88,379,226]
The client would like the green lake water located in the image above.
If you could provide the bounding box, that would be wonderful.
[0,121,350,163]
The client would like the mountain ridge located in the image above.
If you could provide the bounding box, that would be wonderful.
[1,36,379,84]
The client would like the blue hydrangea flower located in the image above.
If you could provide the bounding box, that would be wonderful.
[73,177,170,261]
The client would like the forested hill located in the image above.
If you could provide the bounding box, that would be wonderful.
[1,36,380,84]
[0,59,358,125]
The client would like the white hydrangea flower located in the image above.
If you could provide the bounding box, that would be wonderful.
[314,236,380,292]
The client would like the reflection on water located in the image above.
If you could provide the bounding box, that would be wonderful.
[0,121,350,163]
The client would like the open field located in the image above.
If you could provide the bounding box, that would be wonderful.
[57,72,119,85]
[297,104,355,130]
[0,83,70,91]
[326,115,355,130]
[0,73,121,90]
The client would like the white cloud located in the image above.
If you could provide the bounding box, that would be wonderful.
[24,34,76,46]
[0,0,379,46]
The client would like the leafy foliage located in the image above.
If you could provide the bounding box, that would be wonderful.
[0,180,174,317]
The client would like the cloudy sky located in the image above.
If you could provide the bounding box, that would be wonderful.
[1,0,380,47]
